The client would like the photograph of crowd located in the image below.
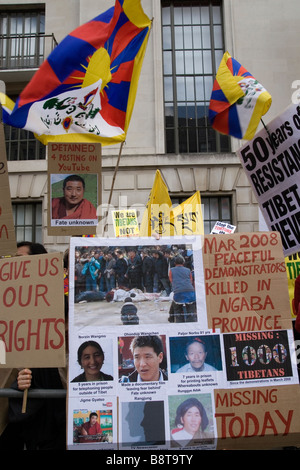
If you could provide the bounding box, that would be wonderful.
[72,243,198,326]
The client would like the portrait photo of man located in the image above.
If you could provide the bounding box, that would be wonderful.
[169,335,222,373]
[51,174,98,221]
[119,335,168,383]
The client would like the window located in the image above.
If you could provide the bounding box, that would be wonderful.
[162,1,230,153]
[172,194,232,234]
[202,195,231,233]
[0,8,45,69]
[13,202,43,243]
[4,123,46,160]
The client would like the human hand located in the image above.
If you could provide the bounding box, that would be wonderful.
[17,368,32,390]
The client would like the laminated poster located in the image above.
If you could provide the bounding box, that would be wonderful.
[67,234,300,450]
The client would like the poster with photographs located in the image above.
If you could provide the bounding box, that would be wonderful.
[67,235,300,450]
[47,142,101,236]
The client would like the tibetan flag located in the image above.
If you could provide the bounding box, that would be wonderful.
[0,0,151,146]
[171,191,204,236]
[139,170,174,237]
[209,51,272,140]
[0,93,15,125]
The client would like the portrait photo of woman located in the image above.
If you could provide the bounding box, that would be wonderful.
[71,340,113,382]
[169,396,214,448]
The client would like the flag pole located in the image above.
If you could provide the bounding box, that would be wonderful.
[260,118,269,134]
[102,141,125,236]
[22,388,28,413]
[261,118,276,154]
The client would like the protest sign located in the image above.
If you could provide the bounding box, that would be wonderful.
[223,329,295,383]
[211,221,236,234]
[203,232,292,333]
[259,209,299,317]
[237,103,300,257]
[215,384,300,449]
[47,142,101,236]
[0,252,65,368]
[0,116,17,257]
[66,235,299,450]
[112,209,139,237]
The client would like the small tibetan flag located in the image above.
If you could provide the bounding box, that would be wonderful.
[209,51,272,140]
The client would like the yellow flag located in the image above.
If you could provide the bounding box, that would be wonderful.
[139,170,174,236]
[171,191,204,236]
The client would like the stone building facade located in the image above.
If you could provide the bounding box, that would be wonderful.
[1,0,299,252]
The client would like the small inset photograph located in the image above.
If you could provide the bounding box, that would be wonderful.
[118,335,168,383]
[169,335,222,373]
[51,173,98,223]
[168,394,215,448]
[73,409,113,444]
[73,243,198,326]
[121,401,165,447]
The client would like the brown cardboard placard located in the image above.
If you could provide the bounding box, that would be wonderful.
[203,232,292,333]
[215,384,300,449]
[0,120,17,257]
[0,252,65,368]
[47,142,102,236]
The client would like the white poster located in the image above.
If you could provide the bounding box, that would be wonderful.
[237,103,300,257]
[67,235,299,450]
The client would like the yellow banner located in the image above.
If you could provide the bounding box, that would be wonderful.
[139,170,174,236]
[172,191,204,236]
[285,252,300,317]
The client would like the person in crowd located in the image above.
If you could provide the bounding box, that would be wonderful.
[168,255,196,322]
[74,249,86,296]
[141,249,154,293]
[171,397,211,447]
[164,248,175,274]
[176,338,217,373]
[114,249,129,288]
[104,251,116,292]
[16,241,48,256]
[96,249,107,292]
[81,249,102,291]
[152,249,171,296]
[120,335,167,382]
[71,341,113,382]
[125,248,143,290]
[2,241,69,450]
[51,174,97,220]
[120,297,139,325]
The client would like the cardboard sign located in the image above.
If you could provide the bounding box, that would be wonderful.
[0,119,17,257]
[112,209,139,237]
[47,142,102,236]
[237,103,300,257]
[215,385,300,449]
[0,252,65,368]
[203,232,292,333]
